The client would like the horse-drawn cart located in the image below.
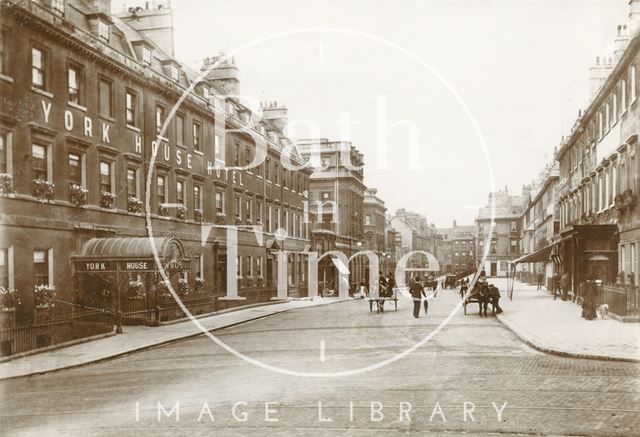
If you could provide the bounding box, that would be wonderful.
[463,280,502,316]
[369,286,398,313]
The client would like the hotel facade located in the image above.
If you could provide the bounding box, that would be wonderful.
[0,0,313,341]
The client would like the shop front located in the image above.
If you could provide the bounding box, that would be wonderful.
[71,235,207,329]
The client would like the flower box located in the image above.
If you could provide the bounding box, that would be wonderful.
[159,203,170,216]
[195,277,205,294]
[100,191,116,209]
[178,277,189,296]
[128,279,145,299]
[215,215,226,225]
[33,179,54,201]
[194,208,203,223]
[176,205,187,220]
[0,173,14,194]
[69,183,88,206]
[34,284,56,308]
[128,195,143,213]
[0,287,20,310]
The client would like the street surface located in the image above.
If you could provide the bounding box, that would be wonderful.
[1,288,639,436]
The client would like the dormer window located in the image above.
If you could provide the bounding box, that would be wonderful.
[98,19,109,42]
[170,64,179,81]
[142,46,152,65]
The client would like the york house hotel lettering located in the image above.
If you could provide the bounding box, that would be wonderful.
[0,0,314,333]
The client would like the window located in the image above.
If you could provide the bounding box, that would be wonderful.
[157,175,166,205]
[613,93,618,124]
[214,134,221,158]
[245,199,252,222]
[142,46,152,65]
[125,91,137,126]
[176,180,185,206]
[32,144,47,180]
[245,147,251,168]
[99,160,112,193]
[194,184,202,211]
[68,153,82,186]
[234,143,240,166]
[193,122,201,152]
[215,191,224,215]
[247,256,253,276]
[275,207,281,228]
[283,169,288,188]
[193,255,203,280]
[99,78,113,118]
[52,0,65,16]
[34,249,49,286]
[257,201,263,224]
[490,241,497,254]
[127,168,137,197]
[365,214,371,225]
[265,157,271,180]
[98,19,109,42]
[510,221,517,232]
[176,114,185,146]
[156,105,165,134]
[68,64,82,105]
[235,196,241,219]
[0,248,8,288]
[31,47,45,89]
[266,205,272,232]
[274,164,280,184]
[632,65,637,103]
[622,79,627,112]
[237,256,242,277]
[0,132,7,173]
[510,240,518,254]
[256,257,263,277]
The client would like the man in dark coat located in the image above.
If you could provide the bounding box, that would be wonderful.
[552,272,561,300]
[409,277,426,318]
[560,272,570,301]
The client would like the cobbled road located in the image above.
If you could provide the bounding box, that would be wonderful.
[1,288,639,436]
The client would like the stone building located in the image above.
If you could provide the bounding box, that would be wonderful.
[436,220,476,275]
[554,1,640,316]
[0,0,312,336]
[363,188,387,281]
[514,162,560,286]
[296,138,366,293]
[475,187,523,277]
[389,209,438,270]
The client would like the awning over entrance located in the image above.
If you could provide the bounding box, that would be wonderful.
[513,244,553,264]
[73,236,189,272]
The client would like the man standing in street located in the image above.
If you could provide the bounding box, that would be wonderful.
[537,270,544,290]
[561,271,570,301]
[552,271,561,300]
[410,277,426,318]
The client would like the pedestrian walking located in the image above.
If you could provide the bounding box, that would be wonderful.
[358,280,367,299]
[537,271,544,290]
[552,272,561,300]
[560,272,570,301]
[409,277,426,318]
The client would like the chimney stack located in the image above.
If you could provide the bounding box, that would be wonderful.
[260,101,288,133]
[201,53,240,97]
[614,24,630,60]
[116,1,175,57]
[589,56,613,97]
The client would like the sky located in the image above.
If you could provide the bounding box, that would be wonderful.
[128,0,629,227]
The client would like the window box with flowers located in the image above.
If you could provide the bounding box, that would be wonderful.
[128,195,143,213]
[0,173,14,194]
[245,276,257,289]
[33,179,54,201]
[256,275,265,288]
[194,208,203,223]
[159,203,170,216]
[100,191,116,209]
[216,214,226,225]
[176,205,187,220]
[34,284,56,308]
[128,279,145,300]
[234,216,242,225]
[157,279,171,298]
[0,288,20,326]
[178,277,189,296]
[195,277,205,294]
[69,184,88,206]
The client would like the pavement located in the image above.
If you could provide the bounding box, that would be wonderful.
[0,297,345,381]
[489,277,640,362]
[2,288,638,436]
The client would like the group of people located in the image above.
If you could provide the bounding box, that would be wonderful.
[547,270,600,320]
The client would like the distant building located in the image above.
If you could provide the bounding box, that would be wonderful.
[475,187,524,277]
[363,188,387,280]
[389,209,438,270]
[515,162,560,286]
[436,220,476,275]
[297,138,366,292]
